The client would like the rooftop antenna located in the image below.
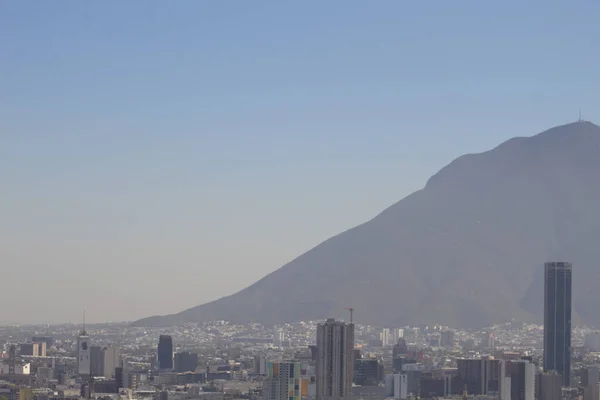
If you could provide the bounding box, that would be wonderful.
[82,310,87,336]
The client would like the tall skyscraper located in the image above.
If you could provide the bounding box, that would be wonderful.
[316,318,355,400]
[381,329,392,347]
[174,351,198,373]
[543,261,572,387]
[77,330,91,375]
[157,335,173,370]
[102,345,121,378]
[90,346,104,376]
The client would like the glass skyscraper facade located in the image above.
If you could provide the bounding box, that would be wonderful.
[157,335,174,370]
[543,261,572,387]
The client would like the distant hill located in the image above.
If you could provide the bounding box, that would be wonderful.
[133,121,600,328]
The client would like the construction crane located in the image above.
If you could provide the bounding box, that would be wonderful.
[344,308,354,324]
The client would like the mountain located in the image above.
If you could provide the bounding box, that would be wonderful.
[134,121,600,328]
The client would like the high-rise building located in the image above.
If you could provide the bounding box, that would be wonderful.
[582,367,600,388]
[274,329,285,348]
[90,346,104,376]
[393,338,409,359]
[20,343,37,357]
[89,345,120,378]
[263,361,307,400]
[316,318,355,400]
[174,351,198,373]
[381,329,392,347]
[157,335,173,370]
[584,383,600,400]
[543,261,572,387]
[354,358,382,386]
[253,356,268,375]
[385,374,408,400]
[77,330,91,375]
[36,342,46,357]
[20,342,46,357]
[506,360,535,400]
[536,372,562,400]
[102,345,120,378]
[457,357,506,399]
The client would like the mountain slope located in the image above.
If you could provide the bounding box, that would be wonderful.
[134,121,600,328]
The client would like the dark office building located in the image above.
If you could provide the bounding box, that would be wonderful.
[393,338,409,359]
[174,351,198,373]
[354,358,383,386]
[536,372,562,400]
[157,335,174,370]
[419,370,460,399]
[506,360,535,400]
[456,358,505,397]
[581,366,600,387]
[543,262,572,387]
[115,367,123,389]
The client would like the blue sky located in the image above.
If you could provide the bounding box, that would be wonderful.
[1,1,599,323]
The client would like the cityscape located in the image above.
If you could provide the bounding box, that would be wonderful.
[3,3,600,400]
[1,262,599,400]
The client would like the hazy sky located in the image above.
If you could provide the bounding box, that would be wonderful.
[1,1,599,324]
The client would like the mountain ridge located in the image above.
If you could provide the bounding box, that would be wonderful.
[134,121,600,328]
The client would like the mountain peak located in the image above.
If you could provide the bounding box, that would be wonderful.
[133,122,600,329]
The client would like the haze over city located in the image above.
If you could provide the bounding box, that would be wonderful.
[2,1,600,324]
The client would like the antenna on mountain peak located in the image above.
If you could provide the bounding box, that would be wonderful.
[579,109,583,122]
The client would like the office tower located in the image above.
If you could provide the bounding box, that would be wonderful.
[20,343,37,357]
[582,367,600,388]
[253,356,268,375]
[393,338,408,358]
[115,367,123,389]
[584,383,600,400]
[77,329,91,375]
[354,358,382,386]
[457,357,506,399]
[90,346,104,376]
[316,318,355,400]
[536,372,562,400]
[543,261,572,387]
[381,329,392,347]
[157,335,173,370]
[506,360,535,400]
[263,361,306,400]
[174,351,198,373]
[274,329,285,347]
[36,342,46,357]
[385,374,408,400]
[102,345,120,378]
